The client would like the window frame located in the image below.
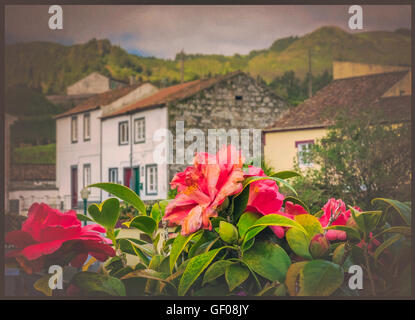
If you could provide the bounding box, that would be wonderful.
[108,168,119,183]
[145,164,158,196]
[83,113,91,141]
[118,121,129,145]
[134,117,146,144]
[295,140,314,167]
[83,163,91,187]
[71,116,78,143]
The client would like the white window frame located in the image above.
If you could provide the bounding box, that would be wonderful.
[71,116,78,143]
[119,121,129,145]
[145,164,158,195]
[109,168,118,183]
[134,117,145,144]
[83,164,91,187]
[83,113,91,141]
[296,140,314,167]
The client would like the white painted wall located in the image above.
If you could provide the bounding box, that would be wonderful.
[9,188,60,216]
[56,109,102,210]
[101,106,169,202]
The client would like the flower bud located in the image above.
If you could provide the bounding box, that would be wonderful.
[309,234,330,259]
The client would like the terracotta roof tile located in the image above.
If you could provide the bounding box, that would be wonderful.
[266,71,409,131]
[55,84,141,119]
[103,71,243,118]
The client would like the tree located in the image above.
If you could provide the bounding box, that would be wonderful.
[291,108,411,211]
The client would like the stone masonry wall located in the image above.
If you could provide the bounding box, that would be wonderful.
[167,73,288,181]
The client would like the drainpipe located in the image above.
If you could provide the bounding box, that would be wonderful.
[100,116,103,202]
[130,113,133,185]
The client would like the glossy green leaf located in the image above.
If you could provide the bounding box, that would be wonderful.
[202,260,234,285]
[349,207,382,234]
[299,260,344,296]
[71,271,126,296]
[285,261,308,296]
[371,198,411,226]
[374,233,403,262]
[88,183,146,215]
[87,198,120,230]
[232,186,250,221]
[242,241,291,282]
[286,228,312,260]
[219,221,238,244]
[271,170,301,180]
[76,214,94,223]
[123,216,157,235]
[294,214,323,238]
[237,211,261,238]
[178,246,228,296]
[169,230,202,273]
[225,263,250,292]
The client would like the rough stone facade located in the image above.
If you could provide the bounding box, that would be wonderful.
[167,72,288,181]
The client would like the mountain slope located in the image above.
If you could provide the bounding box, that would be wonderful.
[5,26,411,94]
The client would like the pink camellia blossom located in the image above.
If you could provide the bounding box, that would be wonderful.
[5,203,115,274]
[284,201,308,218]
[319,198,352,241]
[244,166,288,238]
[163,145,245,236]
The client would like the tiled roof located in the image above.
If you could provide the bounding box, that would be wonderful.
[103,71,243,118]
[55,84,141,119]
[265,71,409,131]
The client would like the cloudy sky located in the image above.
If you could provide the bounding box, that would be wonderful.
[5,5,411,59]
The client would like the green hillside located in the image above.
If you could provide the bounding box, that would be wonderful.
[6,26,411,94]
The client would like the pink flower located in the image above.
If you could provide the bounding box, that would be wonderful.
[319,198,352,241]
[244,166,287,238]
[5,203,115,274]
[163,145,245,236]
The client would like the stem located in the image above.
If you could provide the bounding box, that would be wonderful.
[364,243,376,296]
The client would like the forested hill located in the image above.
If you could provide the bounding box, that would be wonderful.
[5,26,411,95]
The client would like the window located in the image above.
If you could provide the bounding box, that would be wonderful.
[83,164,91,187]
[71,116,78,143]
[134,117,145,143]
[296,140,314,167]
[146,165,158,195]
[119,121,129,145]
[235,95,243,100]
[83,113,91,141]
[109,168,118,183]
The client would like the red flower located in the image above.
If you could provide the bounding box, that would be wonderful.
[244,166,289,238]
[163,145,245,236]
[5,203,115,274]
[319,198,352,241]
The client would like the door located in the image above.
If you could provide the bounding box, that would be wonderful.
[133,167,140,196]
[124,168,132,188]
[71,166,78,209]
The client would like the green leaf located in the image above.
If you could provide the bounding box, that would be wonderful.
[170,230,202,273]
[237,211,261,238]
[271,170,301,180]
[117,239,150,266]
[286,228,312,260]
[76,214,94,223]
[374,226,411,238]
[178,246,228,296]
[374,233,403,262]
[349,207,382,234]
[225,263,250,292]
[123,216,157,235]
[33,274,53,296]
[87,198,120,230]
[242,240,291,282]
[294,214,323,238]
[88,183,146,215]
[242,214,307,247]
[232,186,250,221]
[219,221,239,244]
[151,200,171,224]
[299,260,344,296]
[371,198,411,226]
[71,271,126,296]
[202,260,234,285]
[285,261,308,296]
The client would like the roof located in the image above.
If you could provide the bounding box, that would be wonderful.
[265,71,409,131]
[55,84,141,119]
[103,71,244,119]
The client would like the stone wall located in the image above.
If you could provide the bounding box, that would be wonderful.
[167,73,288,181]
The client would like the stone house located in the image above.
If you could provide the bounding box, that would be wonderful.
[66,72,128,95]
[101,71,288,203]
[264,62,411,172]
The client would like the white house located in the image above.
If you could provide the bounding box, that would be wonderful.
[55,83,158,210]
